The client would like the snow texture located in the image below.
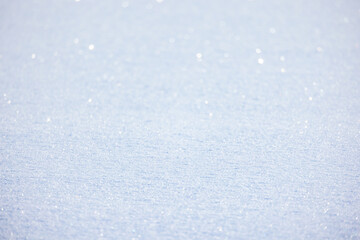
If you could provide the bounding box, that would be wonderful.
[0,0,360,239]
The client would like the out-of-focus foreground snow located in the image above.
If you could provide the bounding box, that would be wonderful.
[0,0,360,239]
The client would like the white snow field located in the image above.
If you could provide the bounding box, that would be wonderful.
[0,0,360,239]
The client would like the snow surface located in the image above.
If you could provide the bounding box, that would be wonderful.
[0,0,360,239]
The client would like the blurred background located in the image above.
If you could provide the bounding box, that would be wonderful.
[0,0,359,239]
